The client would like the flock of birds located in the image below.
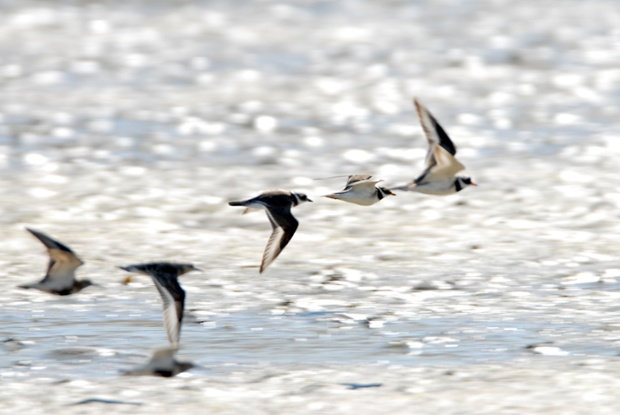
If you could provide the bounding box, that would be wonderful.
[228,98,476,273]
[17,98,476,377]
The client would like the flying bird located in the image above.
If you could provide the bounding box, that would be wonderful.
[123,345,194,377]
[228,189,312,273]
[119,262,199,345]
[19,227,93,295]
[324,174,395,206]
[391,98,476,195]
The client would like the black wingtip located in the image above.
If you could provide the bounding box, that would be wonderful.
[26,227,75,253]
[25,227,40,237]
[415,98,457,156]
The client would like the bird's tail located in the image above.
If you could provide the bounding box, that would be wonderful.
[389,184,412,192]
[18,283,34,290]
[229,201,259,215]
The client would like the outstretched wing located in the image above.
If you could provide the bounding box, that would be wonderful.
[409,99,464,185]
[260,207,299,273]
[149,272,185,345]
[414,98,457,161]
[27,228,83,290]
[120,263,186,345]
[414,146,465,185]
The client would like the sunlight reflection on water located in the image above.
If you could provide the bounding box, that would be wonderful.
[1,0,620,413]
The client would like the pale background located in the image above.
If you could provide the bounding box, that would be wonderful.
[1,0,620,413]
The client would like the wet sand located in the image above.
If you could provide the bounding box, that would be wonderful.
[1,0,620,413]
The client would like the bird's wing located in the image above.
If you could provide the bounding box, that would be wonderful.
[345,174,374,188]
[346,178,383,191]
[414,99,458,168]
[406,99,464,185]
[150,273,185,345]
[41,249,83,287]
[414,146,465,184]
[26,228,77,254]
[26,228,83,289]
[260,207,299,273]
[390,101,465,192]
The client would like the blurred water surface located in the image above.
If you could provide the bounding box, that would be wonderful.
[1,0,620,413]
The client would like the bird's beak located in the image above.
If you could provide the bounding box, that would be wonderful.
[307,198,314,202]
[471,181,478,186]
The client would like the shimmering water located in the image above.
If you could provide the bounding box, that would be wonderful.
[2,0,620,413]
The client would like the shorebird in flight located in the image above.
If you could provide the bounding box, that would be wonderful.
[119,262,199,345]
[324,174,395,206]
[391,98,476,195]
[229,189,312,273]
[19,228,93,295]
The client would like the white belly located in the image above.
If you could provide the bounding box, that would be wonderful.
[411,181,456,196]
[325,190,379,206]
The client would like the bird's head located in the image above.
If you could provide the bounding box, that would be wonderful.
[292,192,313,205]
